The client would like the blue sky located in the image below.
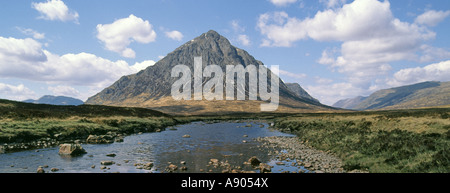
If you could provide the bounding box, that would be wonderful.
[0,0,449,105]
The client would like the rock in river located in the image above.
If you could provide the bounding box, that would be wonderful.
[248,156,261,167]
[58,144,87,156]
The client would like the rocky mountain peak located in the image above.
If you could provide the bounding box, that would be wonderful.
[86,30,329,114]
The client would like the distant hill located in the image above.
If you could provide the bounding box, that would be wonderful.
[23,95,84,106]
[285,83,319,103]
[332,96,367,109]
[333,81,450,110]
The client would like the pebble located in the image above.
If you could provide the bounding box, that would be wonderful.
[257,136,345,173]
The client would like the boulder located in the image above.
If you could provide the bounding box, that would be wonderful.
[259,163,271,173]
[100,161,115,165]
[86,134,115,144]
[143,162,154,170]
[248,156,261,167]
[182,134,191,138]
[37,167,45,173]
[166,164,178,172]
[58,144,87,156]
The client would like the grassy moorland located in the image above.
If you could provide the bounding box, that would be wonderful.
[1,98,449,173]
[0,99,177,144]
[273,108,450,173]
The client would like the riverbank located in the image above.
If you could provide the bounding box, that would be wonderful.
[0,117,178,153]
[257,136,347,173]
[272,110,450,173]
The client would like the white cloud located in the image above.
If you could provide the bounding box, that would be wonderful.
[231,20,245,33]
[319,0,347,8]
[237,34,251,46]
[0,36,153,90]
[258,0,445,104]
[48,85,80,97]
[0,83,36,101]
[419,44,450,63]
[388,60,450,87]
[415,10,450,27]
[165,30,184,41]
[32,0,79,23]
[16,27,45,39]
[279,69,306,80]
[269,0,297,7]
[306,82,367,105]
[131,60,156,72]
[96,14,157,58]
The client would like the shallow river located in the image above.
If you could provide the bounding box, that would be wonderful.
[0,121,307,173]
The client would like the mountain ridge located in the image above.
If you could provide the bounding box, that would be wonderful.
[332,81,450,110]
[86,30,333,114]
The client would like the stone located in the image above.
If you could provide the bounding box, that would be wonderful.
[143,162,154,170]
[100,161,115,165]
[275,162,285,165]
[106,153,116,157]
[51,168,59,172]
[86,134,115,144]
[248,156,261,167]
[180,161,186,165]
[210,159,220,166]
[259,163,271,173]
[58,144,87,156]
[37,167,45,173]
[182,134,191,138]
[166,164,178,172]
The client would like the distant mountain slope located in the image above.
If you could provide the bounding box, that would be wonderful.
[86,30,333,115]
[285,83,319,103]
[332,96,367,109]
[336,81,450,110]
[23,95,84,106]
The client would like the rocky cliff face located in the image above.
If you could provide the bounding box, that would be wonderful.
[86,30,331,114]
[285,83,319,103]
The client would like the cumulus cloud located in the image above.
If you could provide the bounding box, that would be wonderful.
[0,83,36,101]
[48,85,80,97]
[165,30,184,41]
[0,36,153,90]
[32,0,79,23]
[279,69,306,80]
[259,0,448,105]
[388,60,450,87]
[131,60,156,72]
[230,20,251,46]
[319,0,347,8]
[96,14,157,58]
[415,10,450,27]
[16,27,45,39]
[306,82,367,105]
[269,0,297,7]
[237,35,251,46]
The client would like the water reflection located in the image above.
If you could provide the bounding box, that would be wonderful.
[0,121,298,173]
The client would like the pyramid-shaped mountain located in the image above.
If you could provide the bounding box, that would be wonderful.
[86,30,332,114]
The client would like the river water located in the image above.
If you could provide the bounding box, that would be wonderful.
[0,121,305,173]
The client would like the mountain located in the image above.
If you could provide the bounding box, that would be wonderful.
[332,96,367,109]
[86,30,332,115]
[23,95,84,106]
[285,83,319,103]
[334,81,450,110]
